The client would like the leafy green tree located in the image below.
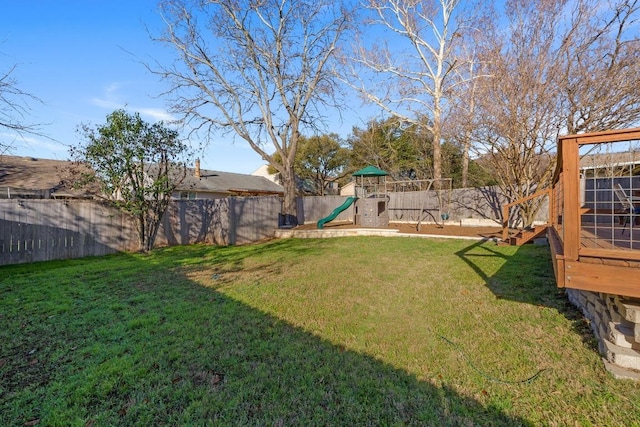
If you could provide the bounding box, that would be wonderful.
[296,134,350,195]
[440,140,496,188]
[70,109,189,252]
[348,117,494,188]
[267,134,350,195]
[347,117,431,180]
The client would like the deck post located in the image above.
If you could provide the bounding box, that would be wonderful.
[561,137,580,261]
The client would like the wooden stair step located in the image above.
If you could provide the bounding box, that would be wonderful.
[508,224,549,246]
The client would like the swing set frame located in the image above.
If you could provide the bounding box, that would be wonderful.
[386,178,453,229]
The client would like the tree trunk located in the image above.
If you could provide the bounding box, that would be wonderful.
[432,137,442,182]
[461,133,470,189]
[146,210,163,253]
[432,112,443,188]
[281,166,298,218]
[137,212,146,252]
[432,97,443,183]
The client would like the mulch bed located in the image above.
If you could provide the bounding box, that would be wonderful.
[294,221,505,239]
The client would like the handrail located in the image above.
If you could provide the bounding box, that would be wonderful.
[547,128,640,296]
[501,188,552,241]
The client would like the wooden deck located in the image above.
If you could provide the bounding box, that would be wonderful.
[509,128,640,298]
[558,129,640,297]
[580,225,640,251]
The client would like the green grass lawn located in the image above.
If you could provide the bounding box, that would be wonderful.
[1,236,640,426]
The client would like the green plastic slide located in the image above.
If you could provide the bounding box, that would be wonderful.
[317,197,357,229]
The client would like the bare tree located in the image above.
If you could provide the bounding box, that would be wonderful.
[346,0,482,183]
[444,57,481,189]
[558,0,640,134]
[0,63,45,153]
[152,0,351,218]
[471,1,566,226]
[471,0,640,227]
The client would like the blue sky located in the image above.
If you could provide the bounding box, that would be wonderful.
[0,1,369,174]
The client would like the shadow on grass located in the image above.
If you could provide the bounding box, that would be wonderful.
[0,249,532,426]
[455,239,597,349]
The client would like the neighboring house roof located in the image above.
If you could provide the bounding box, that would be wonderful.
[580,152,640,170]
[340,181,356,196]
[251,165,279,183]
[178,163,284,196]
[0,155,92,199]
[0,155,284,199]
[250,163,316,195]
[251,163,342,195]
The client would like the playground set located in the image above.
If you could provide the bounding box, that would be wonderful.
[316,166,452,230]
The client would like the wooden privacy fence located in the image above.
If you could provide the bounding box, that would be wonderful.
[1,187,550,266]
[296,195,355,224]
[298,187,548,226]
[0,197,282,266]
[0,200,138,266]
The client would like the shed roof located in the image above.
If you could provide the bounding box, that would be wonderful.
[352,165,389,177]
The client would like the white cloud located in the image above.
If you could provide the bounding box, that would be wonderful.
[90,81,124,108]
[105,82,123,95]
[1,131,69,158]
[90,96,120,110]
[137,108,174,122]
[91,82,174,123]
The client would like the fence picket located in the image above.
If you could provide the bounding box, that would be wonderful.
[1,187,549,266]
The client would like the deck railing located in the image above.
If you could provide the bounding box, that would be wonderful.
[501,128,640,296]
[501,188,551,242]
[549,128,640,297]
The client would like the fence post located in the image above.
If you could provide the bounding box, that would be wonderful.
[228,197,236,246]
[562,138,580,261]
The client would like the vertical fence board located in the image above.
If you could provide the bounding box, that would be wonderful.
[1,187,551,266]
[0,198,242,265]
[230,196,280,244]
[299,196,353,223]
